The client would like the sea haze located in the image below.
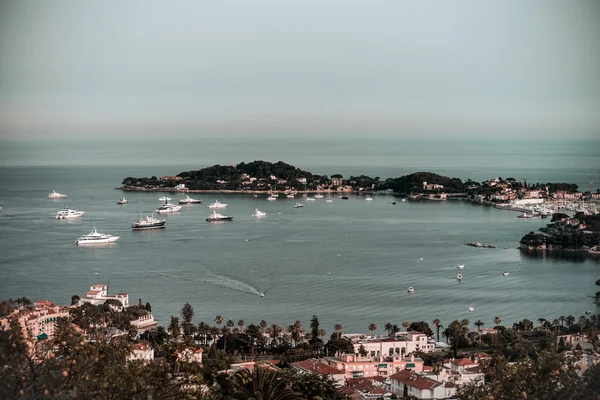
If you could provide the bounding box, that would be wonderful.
[0,143,598,332]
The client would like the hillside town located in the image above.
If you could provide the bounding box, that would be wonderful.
[1,284,600,399]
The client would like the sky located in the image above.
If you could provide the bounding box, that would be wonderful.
[0,0,599,140]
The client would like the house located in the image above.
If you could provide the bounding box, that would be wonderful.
[351,332,435,357]
[128,341,154,362]
[130,314,158,329]
[323,353,424,380]
[553,191,583,200]
[176,347,203,364]
[389,369,454,399]
[422,182,444,191]
[81,284,129,307]
[0,303,70,346]
[291,358,346,386]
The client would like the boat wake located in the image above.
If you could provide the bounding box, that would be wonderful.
[206,270,264,296]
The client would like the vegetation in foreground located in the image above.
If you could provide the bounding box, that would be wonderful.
[1,298,600,399]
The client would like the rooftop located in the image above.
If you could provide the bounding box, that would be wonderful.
[291,359,344,375]
[389,370,440,391]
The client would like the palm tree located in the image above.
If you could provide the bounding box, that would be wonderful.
[390,324,400,336]
[461,319,470,328]
[474,320,484,346]
[226,319,235,332]
[578,316,587,333]
[566,315,575,330]
[334,324,343,339]
[385,322,393,336]
[494,316,501,344]
[215,315,223,329]
[432,319,442,342]
[232,366,301,400]
[288,321,302,346]
[559,315,566,328]
[368,323,377,337]
[238,319,245,332]
[260,320,268,331]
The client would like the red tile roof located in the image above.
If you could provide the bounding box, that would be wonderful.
[452,358,475,366]
[86,290,101,296]
[291,359,344,375]
[389,370,440,391]
[35,300,53,307]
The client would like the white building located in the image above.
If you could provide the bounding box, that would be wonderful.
[128,341,154,363]
[389,369,455,399]
[291,358,346,386]
[130,314,157,329]
[351,332,435,357]
[81,284,129,307]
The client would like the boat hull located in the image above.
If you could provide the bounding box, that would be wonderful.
[206,217,233,222]
[76,237,120,245]
[56,212,85,219]
[132,222,166,230]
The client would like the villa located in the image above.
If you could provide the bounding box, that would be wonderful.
[323,353,424,380]
[81,284,129,308]
[350,332,436,357]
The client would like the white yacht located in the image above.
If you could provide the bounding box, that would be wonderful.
[314,193,324,198]
[407,287,414,293]
[48,190,67,199]
[132,214,166,230]
[74,227,119,245]
[457,264,465,269]
[206,210,233,222]
[158,196,172,202]
[155,202,182,213]
[55,207,85,219]
[267,195,277,201]
[208,200,227,208]
[457,274,463,281]
[468,307,475,313]
[179,195,202,204]
[305,197,316,201]
[503,272,510,276]
[365,197,373,201]
[116,197,127,205]
[252,209,266,217]
[294,203,304,208]
[286,193,295,199]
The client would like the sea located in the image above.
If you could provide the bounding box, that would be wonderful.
[0,137,599,333]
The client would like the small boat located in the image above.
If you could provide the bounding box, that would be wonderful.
[326,198,333,203]
[457,274,463,281]
[56,207,85,219]
[401,199,407,202]
[286,193,295,199]
[419,257,424,261]
[294,203,304,208]
[179,195,202,204]
[116,197,127,205]
[314,194,324,198]
[253,194,258,198]
[47,190,67,199]
[208,200,227,208]
[503,272,510,276]
[158,196,172,202]
[365,197,373,201]
[74,227,119,245]
[518,212,538,219]
[206,210,233,222]
[407,287,414,293]
[252,209,266,217]
[305,197,316,201]
[267,195,277,201]
[132,214,166,230]
[392,202,397,205]
[155,202,182,214]
[457,264,465,269]
[586,310,592,315]
[341,195,349,200]
[468,307,474,313]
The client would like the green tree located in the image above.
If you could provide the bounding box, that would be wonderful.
[168,316,181,339]
[432,319,442,342]
[180,302,195,337]
[368,323,377,336]
[232,367,301,400]
[70,295,80,306]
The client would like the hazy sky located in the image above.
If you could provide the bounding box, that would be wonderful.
[1,0,599,139]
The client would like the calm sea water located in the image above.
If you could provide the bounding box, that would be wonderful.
[0,138,599,333]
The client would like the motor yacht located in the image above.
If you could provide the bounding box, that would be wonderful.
[286,193,295,199]
[206,210,233,222]
[294,203,304,208]
[341,195,349,200]
[314,193,324,198]
[407,287,414,293]
[252,209,266,217]
[503,272,510,276]
[365,197,373,201]
[179,195,202,204]
[48,190,67,199]
[55,207,85,219]
[457,264,465,269]
[117,197,127,205]
[468,307,475,313]
[158,196,172,202]
[326,198,333,203]
[267,195,277,201]
[208,200,227,208]
[74,227,119,245]
[457,274,463,281]
[155,202,182,214]
[132,214,166,230]
[305,197,316,201]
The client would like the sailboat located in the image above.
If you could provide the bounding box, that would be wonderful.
[326,191,333,203]
[267,184,277,201]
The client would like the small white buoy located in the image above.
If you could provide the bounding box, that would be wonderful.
[278,212,282,214]
[420,258,424,261]
[328,272,331,275]
[245,239,249,242]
